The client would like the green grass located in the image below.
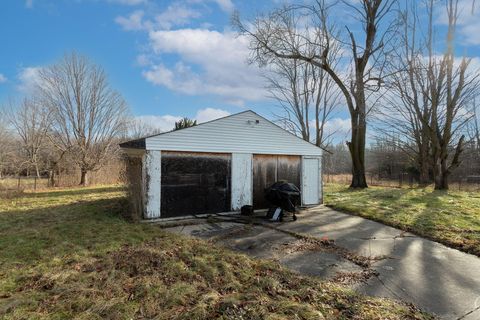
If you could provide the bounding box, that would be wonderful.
[0,186,432,319]
[324,183,480,256]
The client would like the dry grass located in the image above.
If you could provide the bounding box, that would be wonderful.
[0,186,433,319]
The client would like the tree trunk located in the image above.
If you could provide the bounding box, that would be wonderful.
[418,144,430,186]
[434,175,449,190]
[432,136,465,191]
[49,169,55,187]
[347,112,368,188]
[79,169,88,186]
[433,160,449,190]
[419,160,430,186]
[35,163,40,178]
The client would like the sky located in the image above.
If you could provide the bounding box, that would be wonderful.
[0,0,479,139]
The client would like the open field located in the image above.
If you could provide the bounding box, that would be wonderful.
[324,183,480,256]
[0,186,431,319]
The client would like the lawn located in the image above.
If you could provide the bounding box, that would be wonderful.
[0,186,432,319]
[324,183,480,256]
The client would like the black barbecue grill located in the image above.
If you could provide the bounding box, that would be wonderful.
[264,181,301,221]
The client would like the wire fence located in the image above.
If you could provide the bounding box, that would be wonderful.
[324,173,480,191]
[0,163,126,194]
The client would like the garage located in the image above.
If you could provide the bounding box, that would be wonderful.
[120,110,324,220]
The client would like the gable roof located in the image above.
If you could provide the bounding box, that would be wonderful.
[120,110,324,156]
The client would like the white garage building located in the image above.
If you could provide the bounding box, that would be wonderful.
[120,110,323,220]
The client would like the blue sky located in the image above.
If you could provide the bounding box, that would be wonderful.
[0,0,281,131]
[0,0,479,137]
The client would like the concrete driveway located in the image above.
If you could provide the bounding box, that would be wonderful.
[163,206,480,319]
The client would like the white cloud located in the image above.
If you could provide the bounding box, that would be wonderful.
[463,56,480,77]
[134,114,182,132]
[108,0,146,5]
[0,74,7,84]
[142,63,175,87]
[305,117,351,144]
[184,0,234,13]
[195,107,230,123]
[115,3,201,31]
[323,118,351,140]
[143,29,266,104]
[149,29,238,62]
[135,54,151,66]
[17,67,41,93]
[115,10,145,31]
[154,3,201,30]
[436,0,480,45]
[115,0,260,105]
[211,0,234,12]
[134,107,230,132]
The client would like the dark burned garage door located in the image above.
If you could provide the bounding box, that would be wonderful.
[161,151,231,218]
[253,154,301,209]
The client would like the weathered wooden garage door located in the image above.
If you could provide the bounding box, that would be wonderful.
[252,154,301,209]
[161,151,231,217]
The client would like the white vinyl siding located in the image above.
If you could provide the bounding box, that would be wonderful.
[145,111,322,156]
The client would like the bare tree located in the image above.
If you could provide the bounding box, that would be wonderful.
[468,98,480,151]
[37,53,129,186]
[235,0,397,188]
[322,142,352,176]
[413,0,479,190]
[5,98,51,177]
[41,134,69,187]
[378,0,479,189]
[376,1,432,184]
[125,118,163,139]
[267,37,341,147]
[0,109,16,178]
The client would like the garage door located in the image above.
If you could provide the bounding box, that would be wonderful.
[161,151,231,217]
[252,154,301,209]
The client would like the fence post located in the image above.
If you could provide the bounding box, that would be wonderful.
[17,176,21,191]
[34,176,37,192]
